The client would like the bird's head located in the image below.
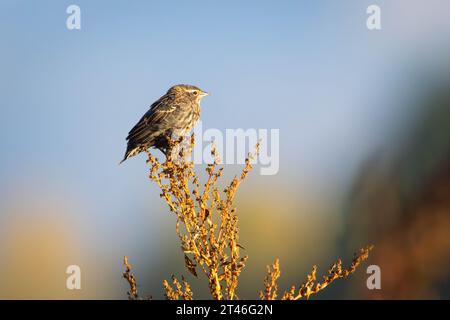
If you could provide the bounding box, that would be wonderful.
[168,84,209,102]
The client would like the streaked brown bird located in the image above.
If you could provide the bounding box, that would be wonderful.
[120,84,208,163]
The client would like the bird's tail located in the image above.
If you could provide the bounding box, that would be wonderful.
[119,155,128,165]
[119,146,141,165]
[119,157,127,165]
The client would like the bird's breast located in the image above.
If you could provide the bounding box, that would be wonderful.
[193,103,201,117]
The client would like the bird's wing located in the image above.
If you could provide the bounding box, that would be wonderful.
[126,94,178,142]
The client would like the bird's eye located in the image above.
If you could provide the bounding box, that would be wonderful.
[193,91,198,95]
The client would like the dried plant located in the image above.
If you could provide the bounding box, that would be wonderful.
[163,276,194,300]
[123,256,138,300]
[123,134,372,300]
[261,246,373,300]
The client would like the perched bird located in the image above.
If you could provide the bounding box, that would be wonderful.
[120,84,208,163]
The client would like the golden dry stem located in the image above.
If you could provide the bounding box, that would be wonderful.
[260,246,374,300]
[123,256,138,300]
[146,135,258,300]
[261,258,281,300]
[163,276,194,300]
[123,134,372,300]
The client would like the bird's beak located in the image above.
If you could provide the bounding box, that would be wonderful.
[201,91,209,97]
